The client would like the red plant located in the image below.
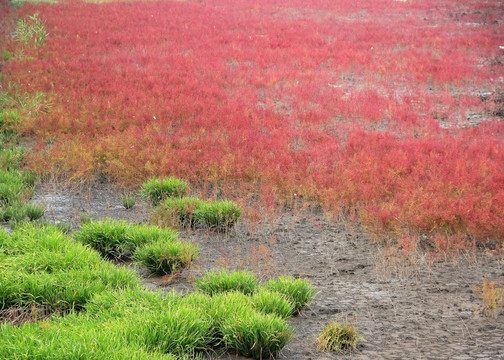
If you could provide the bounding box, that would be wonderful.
[2,0,504,249]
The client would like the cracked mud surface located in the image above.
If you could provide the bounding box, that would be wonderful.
[33,181,504,360]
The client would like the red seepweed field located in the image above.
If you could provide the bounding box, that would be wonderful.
[2,0,504,250]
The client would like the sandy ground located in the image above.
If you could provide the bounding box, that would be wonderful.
[31,181,504,360]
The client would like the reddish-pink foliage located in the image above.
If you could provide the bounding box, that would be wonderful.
[2,0,504,246]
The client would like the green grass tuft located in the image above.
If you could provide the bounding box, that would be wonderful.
[316,316,361,352]
[140,177,189,205]
[133,238,199,275]
[0,222,139,312]
[209,291,293,359]
[160,197,242,230]
[120,193,136,209]
[195,269,259,296]
[73,219,179,260]
[24,203,45,220]
[263,276,316,314]
[251,289,294,319]
[12,12,48,47]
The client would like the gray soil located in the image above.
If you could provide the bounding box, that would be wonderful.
[32,181,504,360]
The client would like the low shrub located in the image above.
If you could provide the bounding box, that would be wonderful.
[316,316,361,352]
[195,269,259,296]
[140,177,189,205]
[263,276,315,314]
[133,238,199,275]
[74,219,178,260]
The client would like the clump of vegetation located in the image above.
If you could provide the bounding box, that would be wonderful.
[160,197,203,227]
[221,310,293,359]
[140,177,189,205]
[13,13,48,47]
[473,278,504,318]
[263,276,315,314]
[160,197,242,231]
[73,219,179,260]
[0,223,138,313]
[316,316,361,352]
[133,238,199,275]
[120,193,136,209]
[197,199,242,230]
[209,291,292,359]
[79,211,92,224]
[0,168,36,224]
[251,289,294,319]
[195,269,259,296]
[54,221,73,234]
[23,203,45,221]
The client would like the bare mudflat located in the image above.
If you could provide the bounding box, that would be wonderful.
[33,181,504,359]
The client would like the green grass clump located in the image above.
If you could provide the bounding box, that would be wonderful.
[197,199,242,230]
[140,177,189,205]
[0,287,212,359]
[0,223,138,312]
[220,310,293,359]
[251,289,294,319]
[161,196,204,226]
[316,316,361,352]
[209,291,292,359]
[121,193,136,209]
[263,276,316,314]
[88,288,213,356]
[23,203,45,220]
[161,197,242,230]
[73,219,178,260]
[195,269,259,296]
[133,238,199,275]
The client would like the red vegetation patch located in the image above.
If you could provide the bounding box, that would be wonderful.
[2,0,504,247]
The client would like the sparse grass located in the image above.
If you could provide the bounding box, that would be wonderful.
[73,219,179,260]
[79,211,92,224]
[12,12,48,47]
[316,316,361,353]
[140,177,189,205]
[54,221,73,234]
[160,197,242,230]
[121,193,136,209]
[473,278,504,318]
[133,238,199,275]
[263,276,316,314]
[195,269,259,296]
